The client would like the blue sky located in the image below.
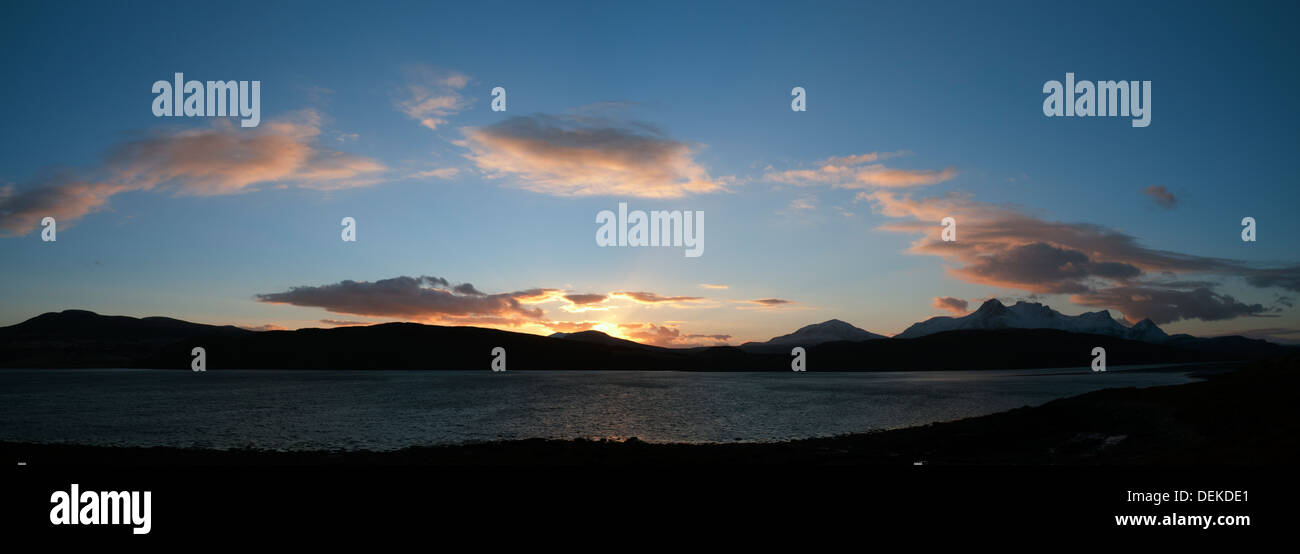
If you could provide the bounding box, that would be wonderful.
[2,0,1298,345]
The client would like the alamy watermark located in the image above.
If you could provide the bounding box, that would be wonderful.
[1043,73,1150,127]
[50,484,151,535]
[596,202,704,257]
[152,72,260,127]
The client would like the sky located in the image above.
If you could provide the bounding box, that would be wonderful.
[1,0,1298,346]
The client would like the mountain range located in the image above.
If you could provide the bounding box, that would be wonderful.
[897,299,1172,342]
[0,304,1290,370]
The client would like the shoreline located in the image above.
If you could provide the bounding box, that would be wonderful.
[2,357,1294,466]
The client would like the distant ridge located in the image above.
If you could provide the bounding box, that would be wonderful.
[0,309,1289,370]
[0,309,250,342]
[0,310,250,368]
[739,319,886,352]
[550,330,663,350]
[898,299,1165,342]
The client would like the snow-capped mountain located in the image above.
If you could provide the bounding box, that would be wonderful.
[895,299,1170,343]
[740,319,886,351]
[1126,318,1170,343]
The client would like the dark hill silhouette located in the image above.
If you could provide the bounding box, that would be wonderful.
[549,330,664,351]
[0,309,249,342]
[0,310,250,368]
[0,310,1290,370]
[804,328,1261,371]
[739,319,886,352]
[137,322,751,370]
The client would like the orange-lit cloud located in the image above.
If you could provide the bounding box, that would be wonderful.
[0,110,385,236]
[862,189,1294,323]
[765,151,954,189]
[320,319,372,327]
[461,114,728,198]
[254,276,729,344]
[240,323,289,331]
[0,177,134,236]
[108,111,384,195]
[932,296,969,315]
[609,291,707,307]
[616,322,730,347]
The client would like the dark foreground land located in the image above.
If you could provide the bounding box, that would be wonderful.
[3,356,1297,466]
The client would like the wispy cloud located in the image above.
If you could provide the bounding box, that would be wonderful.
[1143,185,1177,209]
[0,110,385,236]
[609,291,708,307]
[765,151,955,189]
[397,66,471,131]
[461,114,728,198]
[239,323,289,331]
[320,319,372,327]
[787,196,816,211]
[737,298,797,310]
[409,168,460,180]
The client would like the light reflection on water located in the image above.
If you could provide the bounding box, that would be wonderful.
[0,366,1198,451]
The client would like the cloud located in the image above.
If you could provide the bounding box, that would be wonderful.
[547,321,602,333]
[255,275,545,324]
[558,293,612,312]
[255,275,722,341]
[1143,185,1177,209]
[0,177,134,235]
[1245,266,1300,292]
[410,168,460,180]
[950,241,1141,294]
[453,283,485,296]
[1071,286,1268,324]
[609,291,707,307]
[320,319,371,327]
[765,151,955,189]
[853,166,958,188]
[616,322,731,347]
[397,67,470,131]
[788,196,816,211]
[107,111,385,195]
[698,283,729,289]
[0,111,386,236]
[461,114,728,198]
[862,189,1298,324]
[932,296,969,315]
[736,298,797,310]
[563,293,608,305]
[240,324,289,331]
